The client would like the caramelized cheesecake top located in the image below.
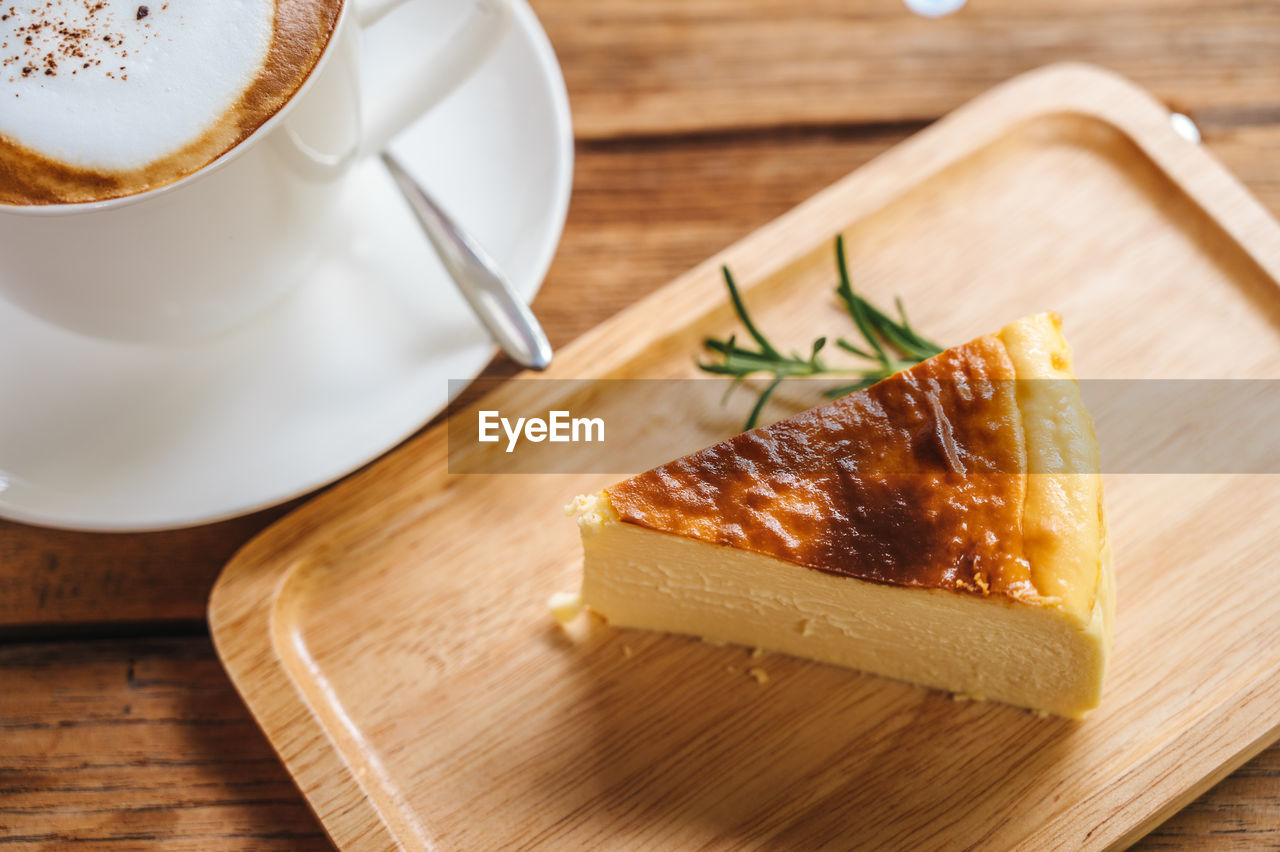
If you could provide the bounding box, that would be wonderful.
[606,333,1046,602]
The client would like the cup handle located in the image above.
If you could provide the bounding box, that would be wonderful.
[354,0,513,155]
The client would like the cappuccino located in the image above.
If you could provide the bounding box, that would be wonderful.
[0,0,344,205]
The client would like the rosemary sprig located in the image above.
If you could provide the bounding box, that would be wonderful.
[699,235,944,430]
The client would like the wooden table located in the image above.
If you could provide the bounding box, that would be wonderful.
[3,2,1278,848]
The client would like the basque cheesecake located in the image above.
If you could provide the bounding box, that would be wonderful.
[570,312,1113,718]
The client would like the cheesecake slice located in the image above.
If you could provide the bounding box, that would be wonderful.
[571,312,1112,717]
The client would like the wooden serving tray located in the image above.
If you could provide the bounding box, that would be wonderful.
[210,64,1280,850]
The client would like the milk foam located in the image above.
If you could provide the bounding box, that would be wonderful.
[0,0,274,171]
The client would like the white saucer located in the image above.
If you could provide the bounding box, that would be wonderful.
[0,0,573,532]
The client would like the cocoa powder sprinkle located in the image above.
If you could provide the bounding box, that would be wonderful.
[2,0,167,79]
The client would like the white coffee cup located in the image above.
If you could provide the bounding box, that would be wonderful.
[0,0,512,343]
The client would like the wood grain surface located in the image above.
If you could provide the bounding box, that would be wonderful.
[2,1,1280,847]
[0,639,330,851]
[1,640,1273,850]
[533,0,1280,138]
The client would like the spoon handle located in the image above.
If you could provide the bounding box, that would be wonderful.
[381,151,553,370]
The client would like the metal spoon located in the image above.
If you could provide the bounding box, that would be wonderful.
[380,151,553,370]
